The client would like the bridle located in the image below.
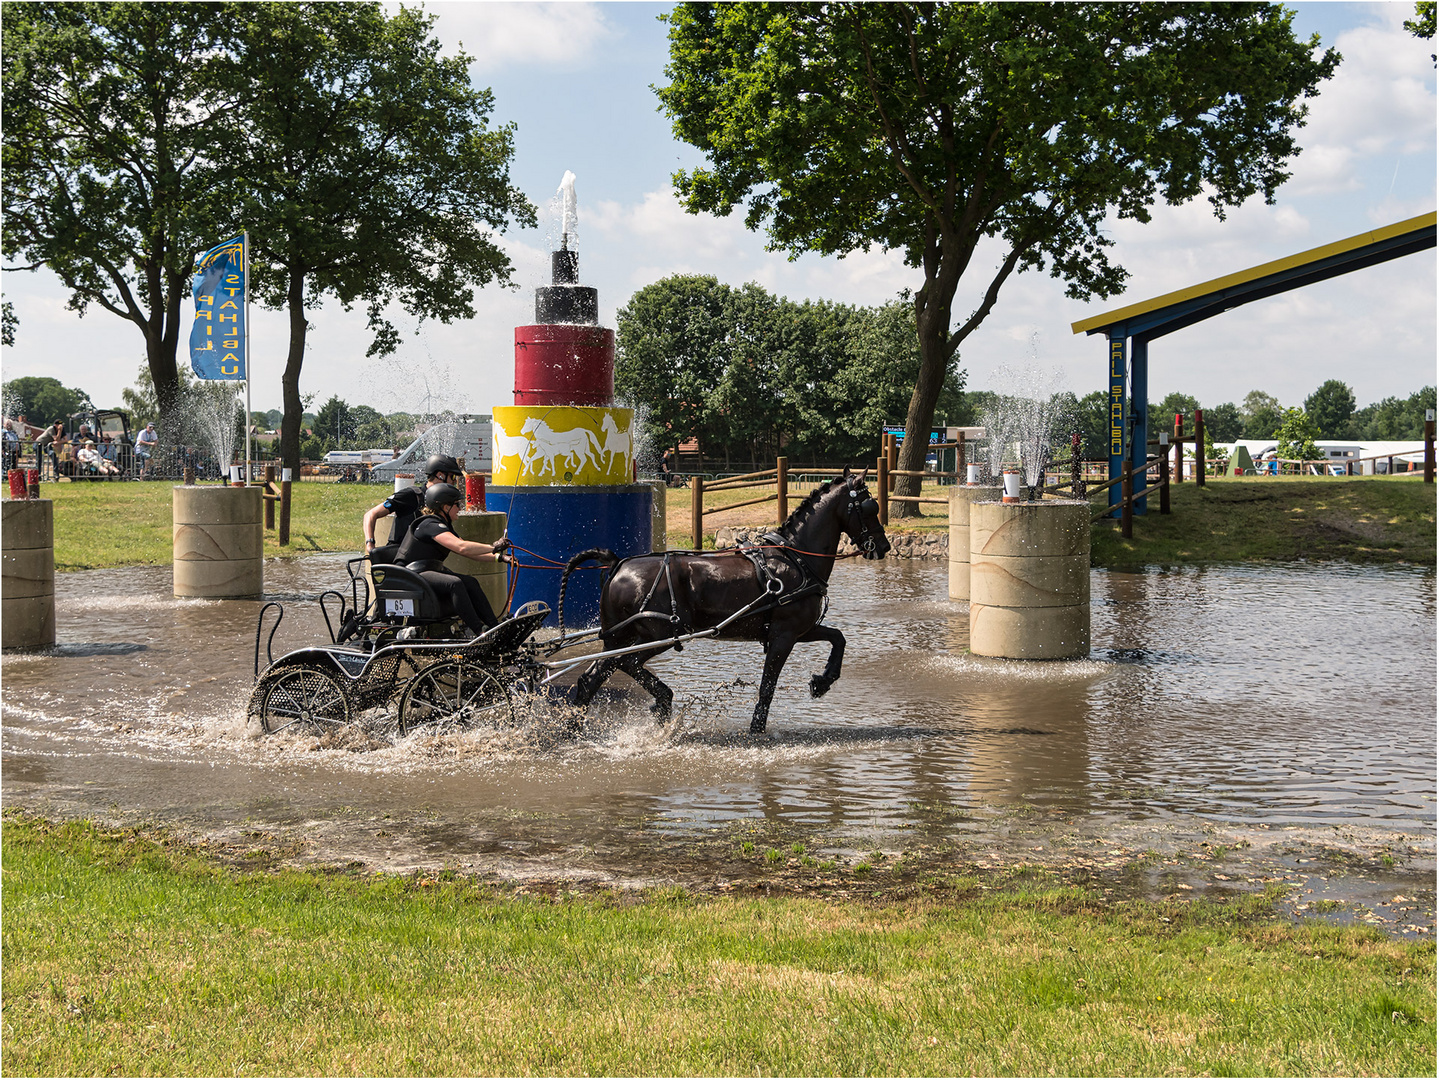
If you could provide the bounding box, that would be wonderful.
[844,481,883,556]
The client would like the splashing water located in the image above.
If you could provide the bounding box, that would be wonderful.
[174,382,244,475]
[558,170,578,248]
[981,362,1071,491]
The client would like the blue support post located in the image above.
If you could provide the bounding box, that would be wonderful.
[1130,336,1149,515]
[1107,333,1126,517]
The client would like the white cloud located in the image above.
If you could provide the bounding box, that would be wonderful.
[423,1,616,70]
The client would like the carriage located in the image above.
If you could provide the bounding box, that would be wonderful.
[248,471,890,738]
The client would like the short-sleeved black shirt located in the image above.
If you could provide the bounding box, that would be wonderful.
[381,484,424,545]
[395,513,454,567]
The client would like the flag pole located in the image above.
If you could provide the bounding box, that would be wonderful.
[244,230,252,485]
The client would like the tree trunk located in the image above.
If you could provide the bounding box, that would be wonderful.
[280,267,308,483]
[893,279,954,518]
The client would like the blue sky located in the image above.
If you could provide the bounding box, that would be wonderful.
[3,1,1434,419]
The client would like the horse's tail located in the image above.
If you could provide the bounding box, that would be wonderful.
[559,548,619,635]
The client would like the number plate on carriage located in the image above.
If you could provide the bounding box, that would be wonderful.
[385,598,414,616]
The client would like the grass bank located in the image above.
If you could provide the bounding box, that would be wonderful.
[18,474,1435,570]
[1090,476,1436,568]
[3,815,1433,1076]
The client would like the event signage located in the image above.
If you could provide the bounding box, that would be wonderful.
[189,235,246,380]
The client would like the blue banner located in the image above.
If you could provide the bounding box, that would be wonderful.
[189,235,246,380]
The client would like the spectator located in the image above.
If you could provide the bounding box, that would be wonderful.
[32,420,64,477]
[2,419,19,471]
[77,439,120,477]
[134,422,158,477]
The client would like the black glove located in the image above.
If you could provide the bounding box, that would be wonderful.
[492,537,511,555]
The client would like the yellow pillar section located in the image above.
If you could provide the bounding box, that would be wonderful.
[491,406,634,486]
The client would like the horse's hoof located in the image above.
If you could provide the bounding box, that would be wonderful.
[809,674,832,699]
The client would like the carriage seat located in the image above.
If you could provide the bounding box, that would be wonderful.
[368,563,447,623]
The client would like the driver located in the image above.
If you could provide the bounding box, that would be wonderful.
[362,454,464,565]
[394,483,513,637]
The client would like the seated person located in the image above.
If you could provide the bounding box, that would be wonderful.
[362,454,464,565]
[76,439,120,476]
[134,422,158,475]
[393,483,512,636]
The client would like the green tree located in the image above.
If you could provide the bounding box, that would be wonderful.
[2,300,15,347]
[1152,393,1202,434]
[1072,389,1111,461]
[1,375,90,427]
[1406,0,1435,64]
[616,275,735,458]
[1304,379,1356,439]
[1203,401,1243,443]
[1241,390,1284,440]
[2,2,233,424]
[1274,407,1320,464]
[657,2,1337,514]
[314,396,352,451]
[218,2,534,487]
[1351,387,1437,441]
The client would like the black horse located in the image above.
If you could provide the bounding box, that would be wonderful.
[560,471,891,733]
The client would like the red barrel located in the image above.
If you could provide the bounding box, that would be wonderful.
[7,470,26,500]
[465,472,486,510]
[513,324,614,406]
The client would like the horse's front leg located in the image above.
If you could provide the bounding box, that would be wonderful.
[750,633,796,734]
[573,655,619,707]
[799,623,846,698]
[620,651,673,719]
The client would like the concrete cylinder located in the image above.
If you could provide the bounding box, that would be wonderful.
[947,485,1000,600]
[969,499,1090,660]
[2,499,55,650]
[173,485,263,598]
[447,510,509,618]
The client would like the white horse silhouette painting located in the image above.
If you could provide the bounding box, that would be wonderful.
[521,417,601,479]
[599,412,632,472]
[492,426,532,470]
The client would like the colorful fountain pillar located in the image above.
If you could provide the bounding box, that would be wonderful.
[486,178,651,627]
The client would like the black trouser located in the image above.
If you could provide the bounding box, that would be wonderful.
[417,570,499,634]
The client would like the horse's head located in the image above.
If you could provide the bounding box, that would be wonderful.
[839,469,890,559]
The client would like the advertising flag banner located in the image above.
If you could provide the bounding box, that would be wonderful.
[189,235,246,380]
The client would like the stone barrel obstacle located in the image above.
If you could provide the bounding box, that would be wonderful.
[2,499,56,650]
[446,510,509,617]
[173,485,263,598]
[947,484,1001,601]
[968,499,1090,660]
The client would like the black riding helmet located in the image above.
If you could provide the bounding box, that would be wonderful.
[424,454,463,480]
[423,482,462,513]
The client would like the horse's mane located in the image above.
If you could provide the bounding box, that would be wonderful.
[779,475,859,539]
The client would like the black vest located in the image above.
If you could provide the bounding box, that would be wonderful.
[396,513,454,568]
[383,485,424,545]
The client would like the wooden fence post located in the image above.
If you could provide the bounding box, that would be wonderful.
[957,436,967,482]
[776,456,788,526]
[877,454,889,525]
[692,475,704,550]
[1121,458,1133,539]
[1426,414,1435,484]
[263,465,276,530]
[887,433,899,492]
[278,472,292,547]
[1193,408,1206,487]
[1159,451,1170,514]
[1070,433,1082,497]
[1173,413,1184,484]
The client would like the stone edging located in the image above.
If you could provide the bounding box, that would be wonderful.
[713,526,948,560]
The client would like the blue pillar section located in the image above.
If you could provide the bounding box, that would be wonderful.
[1130,336,1149,515]
[1107,334,1126,517]
[486,485,652,628]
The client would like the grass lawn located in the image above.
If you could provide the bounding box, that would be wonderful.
[3,815,1433,1077]
[21,473,1435,570]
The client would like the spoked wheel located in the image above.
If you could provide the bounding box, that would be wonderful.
[397,661,513,735]
[256,666,353,735]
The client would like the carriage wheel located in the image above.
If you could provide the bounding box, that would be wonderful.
[257,666,353,735]
[397,661,513,735]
